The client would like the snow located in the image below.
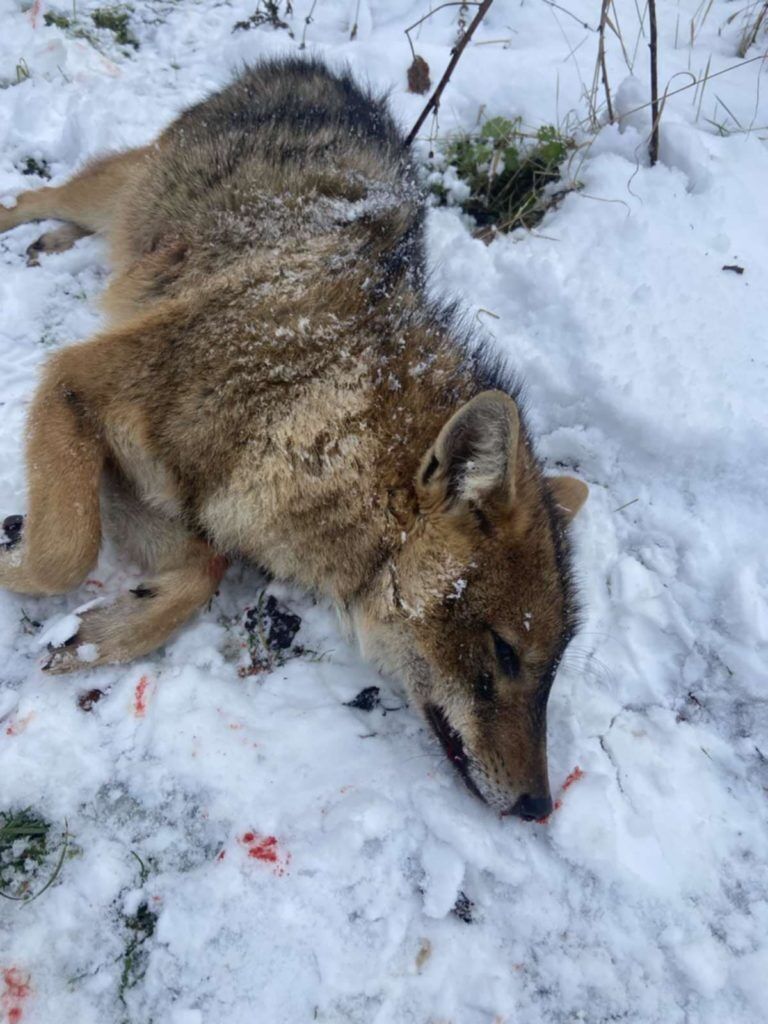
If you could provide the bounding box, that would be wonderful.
[1,0,767,1022]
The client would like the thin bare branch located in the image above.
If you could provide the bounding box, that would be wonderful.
[597,0,615,123]
[299,0,318,49]
[349,0,361,40]
[404,2,480,59]
[648,0,660,164]
[620,53,765,120]
[405,0,495,146]
[739,0,768,57]
[541,0,594,31]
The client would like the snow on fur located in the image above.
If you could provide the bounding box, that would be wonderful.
[1,1,767,1022]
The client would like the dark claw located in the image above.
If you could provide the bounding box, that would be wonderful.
[25,241,43,267]
[46,632,79,652]
[2,515,24,550]
[42,635,78,672]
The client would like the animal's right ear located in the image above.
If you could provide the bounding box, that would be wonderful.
[415,391,520,515]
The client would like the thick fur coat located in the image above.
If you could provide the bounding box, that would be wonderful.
[0,59,588,816]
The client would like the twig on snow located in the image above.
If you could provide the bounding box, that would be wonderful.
[405,0,495,146]
[648,0,660,165]
[739,0,768,58]
[541,0,594,31]
[299,0,318,49]
[611,53,766,123]
[404,3,480,59]
[597,0,615,123]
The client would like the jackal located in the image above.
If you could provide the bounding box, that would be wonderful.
[0,58,587,817]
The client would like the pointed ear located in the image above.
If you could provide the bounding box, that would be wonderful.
[548,476,588,520]
[416,391,520,513]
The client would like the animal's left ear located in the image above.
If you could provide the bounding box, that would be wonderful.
[548,476,589,520]
[416,390,520,514]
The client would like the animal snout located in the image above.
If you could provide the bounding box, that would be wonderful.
[507,792,552,821]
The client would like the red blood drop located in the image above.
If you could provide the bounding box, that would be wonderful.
[562,766,584,791]
[2,968,31,1024]
[248,836,279,863]
[3,970,30,1000]
[134,676,150,717]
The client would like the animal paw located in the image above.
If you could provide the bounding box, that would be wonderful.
[41,587,165,673]
[1,515,24,550]
[25,225,90,266]
[42,608,115,674]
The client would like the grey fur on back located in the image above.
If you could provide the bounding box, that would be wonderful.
[126,58,426,292]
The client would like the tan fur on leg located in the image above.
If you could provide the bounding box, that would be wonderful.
[101,464,194,575]
[0,146,150,237]
[26,223,92,265]
[44,539,227,672]
[0,349,104,596]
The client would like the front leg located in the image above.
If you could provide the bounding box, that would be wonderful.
[44,539,228,672]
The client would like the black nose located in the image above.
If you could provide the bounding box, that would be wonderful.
[509,793,552,821]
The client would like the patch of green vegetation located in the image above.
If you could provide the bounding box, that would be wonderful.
[15,58,31,84]
[430,115,577,234]
[117,851,158,1004]
[21,156,52,179]
[44,10,72,29]
[0,808,70,903]
[118,900,157,1002]
[91,5,139,49]
[218,591,328,676]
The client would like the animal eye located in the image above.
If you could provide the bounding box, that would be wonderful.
[475,671,494,701]
[493,634,520,678]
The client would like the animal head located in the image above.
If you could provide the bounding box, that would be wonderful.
[355,391,587,818]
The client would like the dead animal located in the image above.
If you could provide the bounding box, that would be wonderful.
[0,58,588,817]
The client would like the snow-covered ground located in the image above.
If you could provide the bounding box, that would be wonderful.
[1,0,767,1021]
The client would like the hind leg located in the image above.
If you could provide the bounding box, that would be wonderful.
[0,346,105,596]
[0,145,150,240]
[45,477,227,673]
[25,223,92,265]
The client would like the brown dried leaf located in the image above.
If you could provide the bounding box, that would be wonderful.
[407,55,431,95]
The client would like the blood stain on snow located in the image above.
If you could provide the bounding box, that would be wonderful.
[5,713,34,737]
[248,836,278,863]
[537,765,585,824]
[134,676,151,717]
[238,831,290,874]
[1,968,31,1024]
[562,766,585,791]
